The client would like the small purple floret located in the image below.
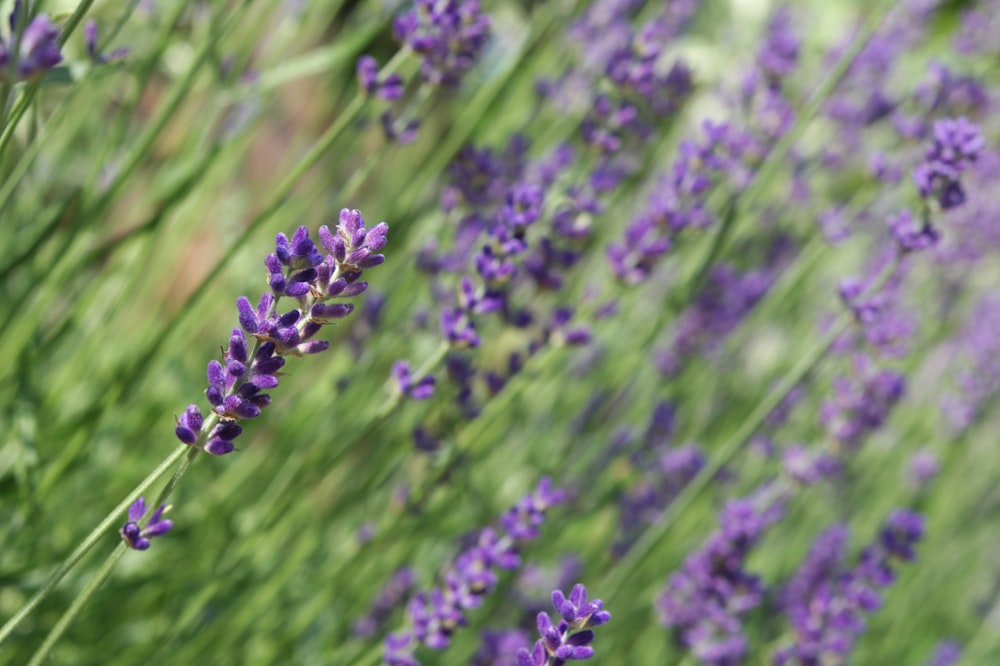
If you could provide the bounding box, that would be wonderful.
[120,497,173,551]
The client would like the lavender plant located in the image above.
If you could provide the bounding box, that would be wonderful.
[3,1,1000,665]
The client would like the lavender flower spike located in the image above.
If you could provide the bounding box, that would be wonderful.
[517,584,611,666]
[912,116,985,210]
[392,0,491,88]
[384,478,565,664]
[120,497,173,551]
[174,212,389,455]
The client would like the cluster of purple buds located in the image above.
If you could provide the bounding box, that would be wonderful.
[820,354,905,451]
[888,209,939,253]
[357,55,404,101]
[0,7,61,82]
[392,360,436,400]
[119,497,173,551]
[657,496,783,665]
[774,510,925,665]
[392,0,491,88]
[912,116,985,210]
[517,584,611,666]
[607,120,749,284]
[174,210,388,455]
[756,8,800,85]
[384,478,564,665]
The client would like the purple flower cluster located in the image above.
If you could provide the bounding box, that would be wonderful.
[774,510,925,665]
[119,497,173,551]
[353,567,417,638]
[655,252,791,376]
[941,294,1000,432]
[393,0,490,88]
[0,9,61,82]
[384,478,565,665]
[923,640,961,666]
[820,354,905,451]
[174,211,388,455]
[357,55,404,101]
[85,20,128,65]
[392,360,436,400]
[607,121,752,284]
[517,584,611,666]
[614,404,706,558]
[913,117,985,210]
[657,496,783,665]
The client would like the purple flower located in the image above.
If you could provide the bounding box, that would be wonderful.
[756,8,800,83]
[356,55,404,101]
[912,117,985,210]
[517,584,610,666]
[473,629,532,666]
[174,213,388,455]
[657,496,782,665]
[119,497,173,551]
[908,450,940,488]
[0,12,61,81]
[923,640,961,666]
[392,360,436,400]
[392,0,491,88]
[774,510,925,665]
[888,208,939,253]
[85,19,128,64]
[820,354,905,451]
[384,478,564,662]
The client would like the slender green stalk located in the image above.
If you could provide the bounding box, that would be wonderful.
[25,543,128,666]
[84,11,239,213]
[0,444,189,646]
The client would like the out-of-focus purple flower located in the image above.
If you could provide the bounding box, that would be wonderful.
[356,55,404,101]
[392,0,490,88]
[774,510,924,665]
[85,19,128,64]
[353,567,416,638]
[913,117,985,210]
[0,12,61,82]
[175,214,388,455]
[889,208,939,253]
[782,445,841,486]
[607,121,750,284]
[941,294,1000,432]
[657,496,783,665]
[473,629,532,666]
[393,360,436,400]
[119,497,173,551]
[821,354,905,451]
[517,584,610,666]
[384,478,564,663]
[908,449,940,488]
[923,640,962,666]
[757,8,800,84]
[381,110,421,145]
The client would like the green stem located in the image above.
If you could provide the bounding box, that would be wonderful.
[85,11,237,214]
[26,544,128,666]
[0,444,189,646]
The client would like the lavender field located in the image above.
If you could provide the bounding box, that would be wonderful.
[1,0,999,664]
